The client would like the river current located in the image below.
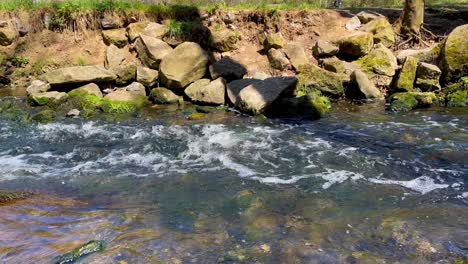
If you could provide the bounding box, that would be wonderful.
[0,101,467,263]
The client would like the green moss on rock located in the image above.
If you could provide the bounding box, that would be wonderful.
[100,98,146,114]
[448,90,468,107]
[31,109,57,123]
[440,25,468,83]
[395,56,418,92]
[354,44,397,77]
[297,64,344,96]
[390,92,437,112]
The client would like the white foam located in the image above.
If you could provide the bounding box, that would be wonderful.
[368,176,449,194]
[317,170,364,189]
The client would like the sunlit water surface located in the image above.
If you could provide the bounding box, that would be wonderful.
[0,101,467,263]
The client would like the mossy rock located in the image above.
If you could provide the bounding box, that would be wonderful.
[448,90,468,107]
[440,24,468,84]
[31,109,57,123]
[102,28,128,48]
[297,64,344,96]
[339,32,373,57]
[187,112,206,120]
[360,17,395,48]
[100,98,146,114]
[29,92,69,107]
[0,99,31,123]
[395,56,418,92]
[52,240,105,264]
[209,27,240,52]
[149,87,179,104]
[390,92,437,112]
[268,92,331,119]
[0,190,32,204]
[66,90,103,117]
[354,43,397,77]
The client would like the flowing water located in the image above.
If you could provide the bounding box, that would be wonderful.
[0,100,467,263]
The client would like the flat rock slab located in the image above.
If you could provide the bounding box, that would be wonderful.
[44,66,117,86]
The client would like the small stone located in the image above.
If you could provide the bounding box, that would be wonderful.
[101,17,122,29]
[66,109,80,117]
[263,32,284,50]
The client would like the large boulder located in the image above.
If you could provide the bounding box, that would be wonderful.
[209,27,239,52]
[353,43,398,87]
[159,42,209,89]
[348,70,383,99]
[72,83,103,98]
[185,78,226,105]
[345,16,361,31]
[440,24,468,84]
[395,56,418,92]
[396,43,442,64]
[26,80,51,95]
[112,63,137,85]
[297,64,344,96]
[30,91,68,106]
[339,32,373,57]
[284,43,309,70]
[142,22,167,39]
[209,57,247,81]
[137,66,159,87]
[0,27,18,46]
[312,40,339,58]
[127,22,150,42]
[356,11,382,24]
[268,48,290,70]
[415,62,442,91]
[149,87,179,104]
[237,77,297,114]
[135,34,173,69]
[263,32,284,50]
[104,82,146,102]
[227,79,262,105]
[102,28,128,48]
[43,66,117,86]
[360,17,395,47]
[390,92,437,112]
[105,44,125,69]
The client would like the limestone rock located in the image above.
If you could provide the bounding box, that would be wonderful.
[320,56,358,82]
[127,22,150,42]
[395,56,418,92]
[137,66,159,87]
[26,80,51,95]
[227,79,262,105]
[73,83,103,98]
[66,109,81,118]
[0,27,18,46]
[185,78,226,105]
[30,91,68,106]
[104,82,146,102]
[101,17,122,30]
[415,62,442,91]
[142,22,167,39]
[440,24,468,83]
[346,16,361,31]
[149,87,179,104]
[135,34,173,69]
[284,43,309,70]
[237,77,297,114]
[209,28,239,52]
[360,17,395,47]
[353,43,398,87]
[43,66,117,86]
[112,63,137,85]
[396,43,442,64]
[297,64,344,96]
[390,92,437,112]
[339,32,373,57]
[356,11,382,24]
[102,28,128,48]
[209,57,247,81]
[159,42,209,89]
[263,32,284,50]
[105,44,125,69]
[268,49,290,70]
[312,40,339,58]
[349,70,383,99]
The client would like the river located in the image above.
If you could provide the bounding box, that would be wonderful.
[0,100,467,263]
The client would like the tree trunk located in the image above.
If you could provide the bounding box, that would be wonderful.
[401,0,425,38]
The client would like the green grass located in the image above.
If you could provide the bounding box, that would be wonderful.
[0,0,466,12]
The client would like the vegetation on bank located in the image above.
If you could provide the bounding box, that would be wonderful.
[0,0,466,12]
